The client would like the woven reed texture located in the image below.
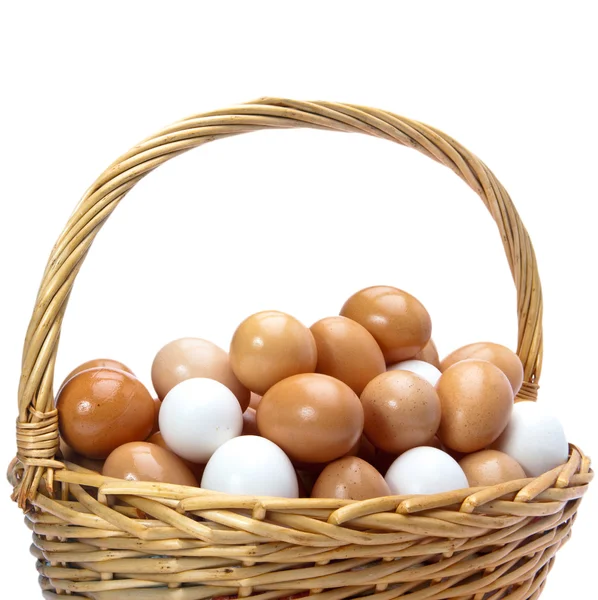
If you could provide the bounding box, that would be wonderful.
[9,99,591,599]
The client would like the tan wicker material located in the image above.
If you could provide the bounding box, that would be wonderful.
[9,98,591,599]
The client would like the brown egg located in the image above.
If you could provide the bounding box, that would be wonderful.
[311,456,390,500]
[147,432,206,481]
[340,286,432,363]
[151,338,250,410]
[360,370,441,454]
[150,398,162,436]
[242,407,259,436]
[436,359,514,453]
[413,339,441,369]
[103,442,198,487]
[230,311,318,395]
[257,373,364,463]
[441,342,524,394]
[59,439,104,472]
[310,316,386,395]
[249,392,262,409]
[56,368,155,459]
[60,359,134,391]
[459,449,526,487]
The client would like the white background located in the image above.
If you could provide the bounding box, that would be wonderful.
[0,1,596,597]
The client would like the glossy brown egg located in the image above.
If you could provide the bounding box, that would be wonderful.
[311,456,390,500]
[249,393,262,409]
[56,368,155,459]
[103,442,198,487]
[60,359,134,391]
[230,311,318,395]
[413,339,441,369]
[147,432,206,481]
[152,338,250,410]
[459,449,526,487]
[340,286,432,363]
[360,370,441,454]
[59,439,105,473]
[242,407,259,436]
[310,316,385,395]
[437,359,514,453]
[441,342,524,394]
[257,373,364,463]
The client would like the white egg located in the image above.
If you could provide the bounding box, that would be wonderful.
[492,401,568,477]
[387,359,441,386]
[201,435,299,497]
[159,377,243,463]
[385,446,469,494]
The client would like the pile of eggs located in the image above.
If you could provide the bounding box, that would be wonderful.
[55,285,570,500]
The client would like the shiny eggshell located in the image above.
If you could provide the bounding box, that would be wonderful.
[441,342,524,395]
[147,431,206,482]
[151,338,250,410]
[385,447,469,495]
[459,449,526,486]
[360,370,441,454]
[103,441,198,487]
[492,401,569,477]
[60,359,134,390]
[230,311,317,395]
[56,368,155,459]
[413,339,441,369]
[311,456,390,500]
[201,435,299,497]
[242,407,259,436]
[310,316,385,395]
[387,359,442,386]
[340,286,432,363]
[257,373,364,463]
[436,359,514,453]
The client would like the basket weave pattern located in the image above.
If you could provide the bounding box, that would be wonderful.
[10,98,592,599]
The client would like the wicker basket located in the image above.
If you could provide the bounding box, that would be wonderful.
[9,98,592,599]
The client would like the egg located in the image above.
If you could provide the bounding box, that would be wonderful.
[230,311,317,395]
[311,456,391,500]
[257,373,364,463]
[103,442,198,487]
[56,368,155,459]
[340,286,432,363]
[310,316,385,395]
[387,359,442,386]
[360,370,441,454]
[147,431,206,482]
[60,358,134,390]
[385,447,469,495]
[436,359,514,453]
[151,338,250,410]
[413,339,441,369]
[201,435,298,497]
[159,378,243,463]
[441,342,524,395]
[459,449,526,486]
[492,401,569,477]
[242,407,259,436]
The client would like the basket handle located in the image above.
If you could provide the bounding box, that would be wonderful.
[14,98,542,505]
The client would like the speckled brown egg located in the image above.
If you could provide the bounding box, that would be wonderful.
[441,342,524,394]
[413,339,441,369]
[257,373,364,463]
[340,286,432,363]
[311,456,391,500]
[230,311,317,396]
[56,368,155,459]
[147,432,206,482]
[459,449,526,486]
[152,338,250,410]
[360,370,441,454]
[103,441,198,487]
[437,359,514,453]
[60,358,134,391]
[310,316,385,395]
